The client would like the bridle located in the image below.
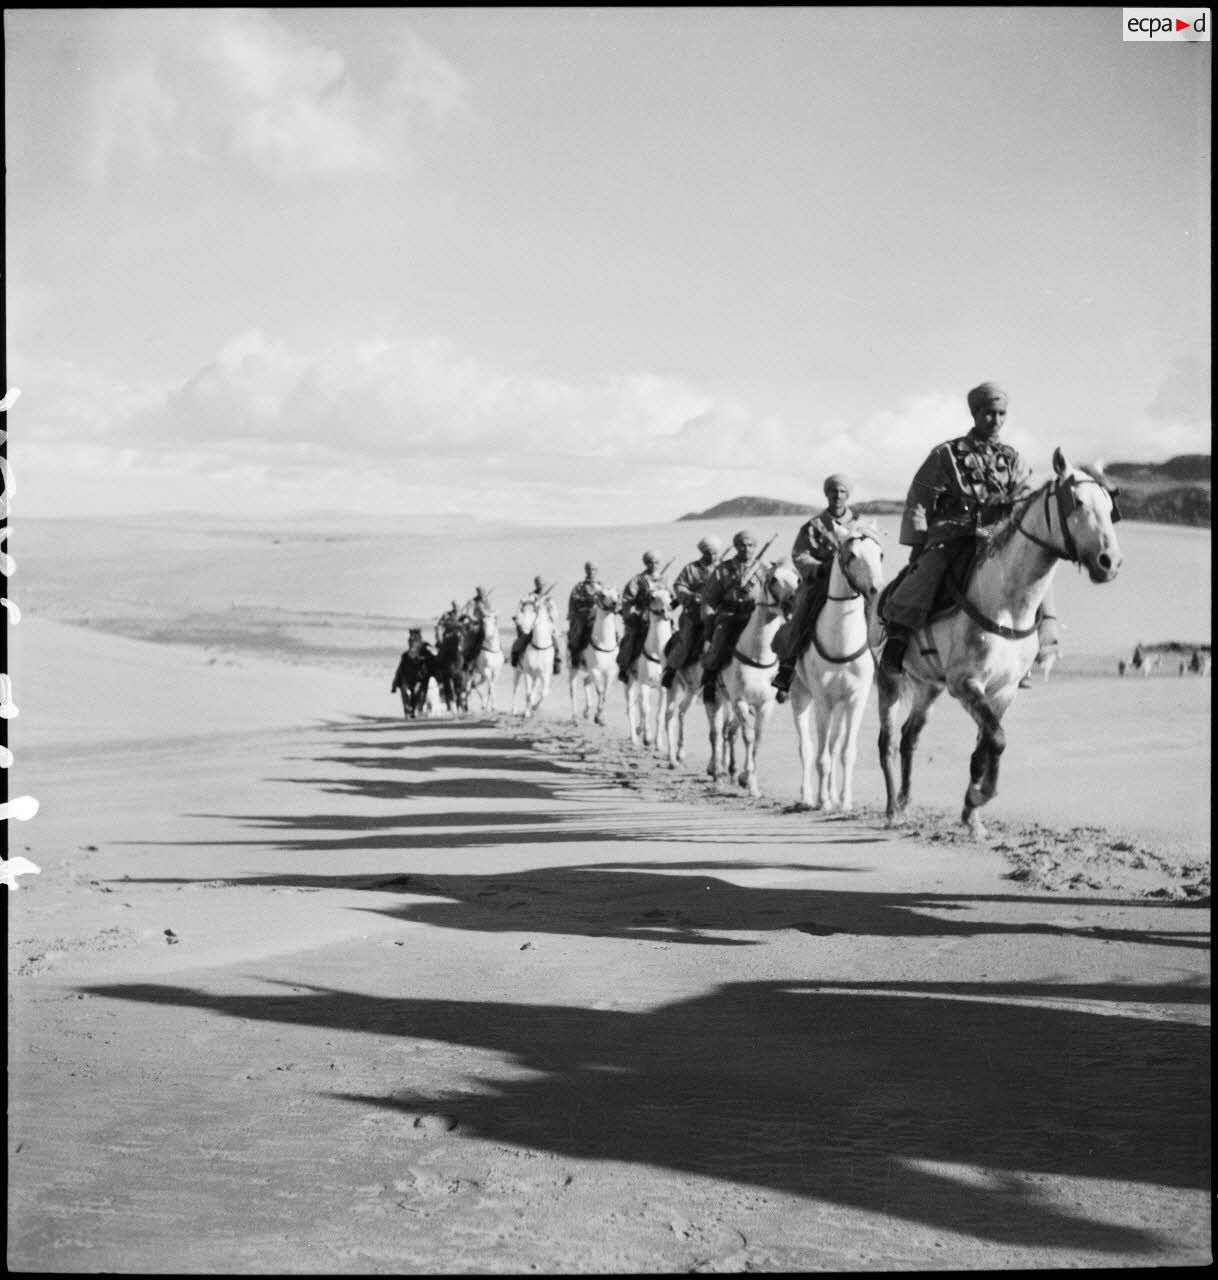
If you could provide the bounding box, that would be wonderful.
[1013,473,1121,565]
[518,600,555,653]
[828,531,882,602]
[946,472,1121,642]
[813,533,880,665]
[641,590,673,663]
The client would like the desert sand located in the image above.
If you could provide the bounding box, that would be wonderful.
[6,606,1211,1272]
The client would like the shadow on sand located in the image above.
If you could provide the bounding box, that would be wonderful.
[81,975,1209,1256]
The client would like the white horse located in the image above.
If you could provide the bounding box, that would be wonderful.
[511,596,557,719]
[706,561,801,797]
[466,610,505,713]
[873,450,1121,837]
[624,585,674,749]
[789,528,884,812]
[570,588,620,725]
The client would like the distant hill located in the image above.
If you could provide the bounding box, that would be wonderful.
[679,455,1210,527]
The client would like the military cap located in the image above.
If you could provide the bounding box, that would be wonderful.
[966,381,1009,412]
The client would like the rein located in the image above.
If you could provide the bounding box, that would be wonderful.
[947,476,1114,642]
[813,534,876,662]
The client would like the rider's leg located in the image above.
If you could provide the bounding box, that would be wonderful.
[879,545,948,675]
[773,577,822,701]
[661,619,691,689]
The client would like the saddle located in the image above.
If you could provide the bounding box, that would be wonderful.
[877,539,982,629]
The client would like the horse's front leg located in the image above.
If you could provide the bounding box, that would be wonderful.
[814,696,835,811]
[789,677,817,810]
[954,680,1007,837]
[734,701,756,794]
[837,692,868,812]
[625,680,641,746]
[875,668,907,823]
[639,683,655,748]
[705,700,723,782]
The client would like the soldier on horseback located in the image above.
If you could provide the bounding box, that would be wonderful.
[771,474,859,703]
[511,575,561,674]
[462,586,491,621]
[698,530,774,704]
[879,381,1059,675]
[566,561,604,669]
[659,535,722,690]
[616,551,665,684]
[435,600,463,647]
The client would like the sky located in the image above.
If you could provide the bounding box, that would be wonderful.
[4,7,1211,525]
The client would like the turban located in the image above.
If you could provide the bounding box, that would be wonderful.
[733,529,757,551]
[823,473,852,497]
[642,550,659,568]
[967,381,1009,412]
[697,534,723,556]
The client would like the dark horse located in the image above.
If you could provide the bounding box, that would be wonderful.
[433,620,472,714]
[390,628,436,720]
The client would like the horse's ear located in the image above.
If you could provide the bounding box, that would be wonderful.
[1052,447,1068,476]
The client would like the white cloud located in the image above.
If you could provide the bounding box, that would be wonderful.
[13,330,1210,524]
[62,10,471,183]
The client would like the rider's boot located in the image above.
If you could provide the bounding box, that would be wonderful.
[879,624,911,676]
[660,666,676,690]
[771,660,795,704]
[700,667,718,707]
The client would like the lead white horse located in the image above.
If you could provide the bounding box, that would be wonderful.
[789,528,884,812]
[872,450,1121,836]
[511,596,557,718]
[570,588,620,725]
[624,585,674,749]
[466,610,505,713]
[706,561,800,797]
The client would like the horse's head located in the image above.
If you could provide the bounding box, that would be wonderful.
[513,598,536,631]
[837,526,885,602]
[647,585,675,618]
[596,587,620,613]
[763,559,801,611]
[1049,448,1122,583]
[480,610,498,636]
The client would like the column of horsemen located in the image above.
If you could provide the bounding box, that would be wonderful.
[395,382,1062,721]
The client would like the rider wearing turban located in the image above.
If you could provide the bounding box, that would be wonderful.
[617,551,667,683]
[699,530,774,702]
[511,574,561,673]
[771,474,860,701]
[566,560,604,668]
[879,381,1058,675]
[660,534,725,688]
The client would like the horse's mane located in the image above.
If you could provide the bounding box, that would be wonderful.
[980,476,1058,560]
